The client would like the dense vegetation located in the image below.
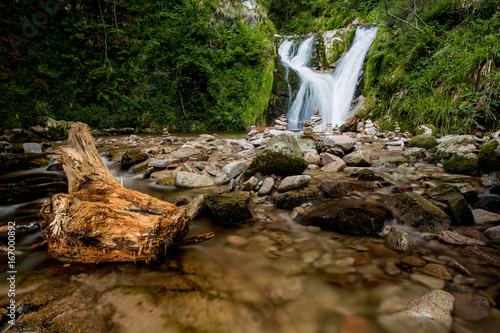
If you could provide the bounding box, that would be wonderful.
[1,0,275,131]
[1,0,499,134]
[265,0,500,133]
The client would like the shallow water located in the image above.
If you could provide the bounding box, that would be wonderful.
[1,134,500,333]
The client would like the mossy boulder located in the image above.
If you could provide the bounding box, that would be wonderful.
[415,124,437,136]
[0,153,49,172]
[273,186,321,209]
[443,154,479,175]
[155,177,176,186]
[43,118,75,140]
[299,199,391,235]
[431,135,476,161]
[130,159,151,175]
[0,141,14,153]
[205,192,253,226]
[478,139,500,172]
[425,184,474,226]
[409,135,438,150]
[243,134,308,180]
[120,149,148,170]
[350,169,386,182]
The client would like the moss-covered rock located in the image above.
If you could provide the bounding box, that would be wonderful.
[243,134,308,179]
[415,124,437,136]
[43,118,75,141]
[120,149,148,170]
[350,169,386,182]
[478,139,500,172]
[273,186,321,209]
[205,192,253,226]
[321,179,376,198]
[409,135,438,150]
[443,154,479,175]
[155,177,176,186]
[425,184,474,226]
[0,153,49,172]
[130,159,152,175]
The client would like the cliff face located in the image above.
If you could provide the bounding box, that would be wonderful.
[0,0,276,131]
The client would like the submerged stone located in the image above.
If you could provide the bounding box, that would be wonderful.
[205,191,253,226]
[425,184,474,226]
[273,186,321,209]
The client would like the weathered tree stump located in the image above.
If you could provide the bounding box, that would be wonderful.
[40,122,209,263]
[340,115,361,132]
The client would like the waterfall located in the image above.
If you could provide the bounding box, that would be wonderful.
[278,26,378,130]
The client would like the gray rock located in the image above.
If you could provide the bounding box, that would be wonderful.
[323,135,357,152]
[320,152,342,167]
[278,175,311,192]
[171,148,208,161]
[438,231,486,246]
[175,171,214,188]
[480,171,500,187]
[342,150,371,167]
[453,183,478,202]
[425,184,474,226]
[273,186,321,209]
[473,209,500,224]
[148,158,180,169]
[373,156,409,168]
[434,135,476,160]
[484,225,500,243]
[321,160,346,173]
[403,147,429,162]
[214,160,249,184]
[23,142,42,154]
[303,149,321,165]
[0,141,14,153]
[258,177,274,196]
[384,226,416,252]
[386,192,452,233]
[243,176,259,190]
[378,290,454,333]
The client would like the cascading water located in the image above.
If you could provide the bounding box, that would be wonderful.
[278,26,378,129]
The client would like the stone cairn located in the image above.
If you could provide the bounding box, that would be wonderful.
[324,123,334,135]
[311,107,323,133]
[301,120,317,141]
[332,124,341,135]
[274,114,288,131]
[162,128,177,144]
[384,122,404,151]
[364,119,377,136]
[475,125,487,146]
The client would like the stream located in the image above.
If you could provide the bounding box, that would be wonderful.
[1,132,500,333]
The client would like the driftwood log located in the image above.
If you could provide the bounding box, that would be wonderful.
[339,115,361,132]
[40,122,211,263]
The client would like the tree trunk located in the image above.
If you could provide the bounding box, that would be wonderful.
[40,122,204,263]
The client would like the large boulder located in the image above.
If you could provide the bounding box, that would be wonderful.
[175,171,214,188]
[214,160,249,184]
[323,135,357,153]
[273,186,321,209]
[299,199,391,235]
[424,184,474,226]
[386,192,452,233]
[432,135,476,161]
[443,154,479,175]
[43,118,75,140]
[242,134,308,179]
[321,179,376,198]
[120,149,148,170]
[205,192,252,226]
[342,150,371,167]
[408,135,438,150]
[171,148,208,162]
[478,138,500,172]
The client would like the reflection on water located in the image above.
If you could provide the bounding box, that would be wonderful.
[1,134,500,333]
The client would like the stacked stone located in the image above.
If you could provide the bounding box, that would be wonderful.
[162,128,177,144]
[301,121,318,141]
[246,126,260,141]
[394,122,401,138]
[324,123,334,135]
[475,126,487,146]
[274,114,288,130]
[357,122,365,134]
[332,124,341,135]
[374,121,381,133]
[311,107,323,133]
[364,119,377,136]
[384,123,404,151]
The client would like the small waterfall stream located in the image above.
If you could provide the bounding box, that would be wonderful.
[278,26,378,129]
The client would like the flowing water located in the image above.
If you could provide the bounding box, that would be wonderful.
[1,135,500,332]
[279,26,378,129]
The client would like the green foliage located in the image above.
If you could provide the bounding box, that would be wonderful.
[0,0,276,131]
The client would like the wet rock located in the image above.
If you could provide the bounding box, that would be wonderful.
[425,184,474,225]
[410,273,445,289]
[452,183,478,202]
[320,152,342,167]
[202,164,222,178]
[408,135,438,150]
[155,177,176,186]
[419,264,452,280]
[378,290,454,333]
[386,192,452,233]
[226,235,248,247]
[121,149,148,170]
[350,169,385,182]
[433,135,476,161]
[46,162,63,172]
[0,153,50,172]
[461,245,500,267]
[148,158,180,169]
[150,167,182,180]
[477,138,500,172]
[391,185,413,194]
[214,160,249,184]
[373,156,408,168]
[323,273,358,289]
[443,154,479,176]
[242,134,308,179]
[129,159,151,175]
[243,176,259,190]
[463,229,489,243]
[197,134,216,142]
[403,147,429,162]
[273,186,321,209]
[339,315,370,333]
[23,142,42,153]
[453,293,490,321]
[175,171,214,188]
[299,199,391,235]
[323,135,357,152]
[480,171,500,187]
[258,177,274,196]
[297,138,323,153]
[321,179,375,198]
[438,231,486,246]
[484,225,500,243]
[278,175,311,192]
[171,147,208,162]
[401,256,427,268]
[342,150,371,167]
[182,162,202,175]
[303,149,321,165]
[472,197,500,213]
[205,192,252,226]
[453,274,475,286]
[321,160,347,173]
[384,226,416,252]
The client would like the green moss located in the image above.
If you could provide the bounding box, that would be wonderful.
[156,177,176,186]
[205,192,253,226]
[443,155,479,175]
[408,135,438,150]
[478,140,500,172]
[243,149,308,179]
[350,169,385,182]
